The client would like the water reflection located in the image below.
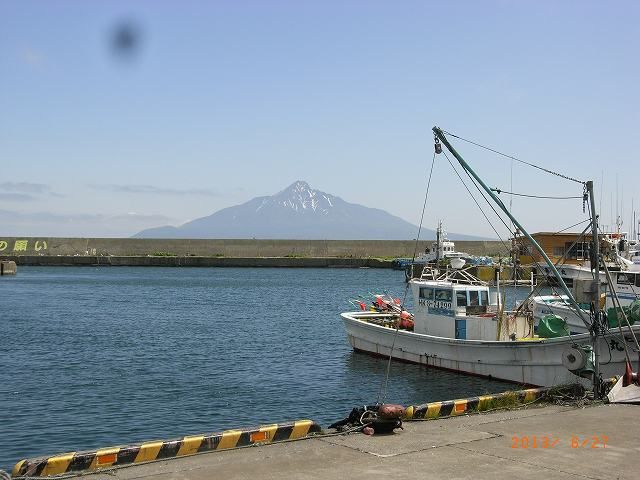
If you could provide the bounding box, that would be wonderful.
[343,350,514,406]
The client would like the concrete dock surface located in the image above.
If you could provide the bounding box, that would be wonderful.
[62,403,638,480]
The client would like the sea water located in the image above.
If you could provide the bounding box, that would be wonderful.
[1,266,520,470]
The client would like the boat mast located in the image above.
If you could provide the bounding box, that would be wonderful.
[432,126,590,328]
[435,221,441,266]
[587,180,601,397]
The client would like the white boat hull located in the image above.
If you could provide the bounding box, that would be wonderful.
[341,311,639,387]
[532,293,638,334]
[531,296,589,333]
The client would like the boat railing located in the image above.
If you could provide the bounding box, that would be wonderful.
[418,264,488,286]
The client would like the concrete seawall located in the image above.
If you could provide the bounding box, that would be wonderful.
[0,237,504,258]
[2,255,395,268]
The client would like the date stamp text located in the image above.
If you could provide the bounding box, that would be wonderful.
[511,435,609,449]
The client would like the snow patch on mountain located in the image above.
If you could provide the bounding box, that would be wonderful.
[272,180,333,215]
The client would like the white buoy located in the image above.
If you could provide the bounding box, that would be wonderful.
[450,258,465,269]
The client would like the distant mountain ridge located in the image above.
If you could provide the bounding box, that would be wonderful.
[134,181,487,240]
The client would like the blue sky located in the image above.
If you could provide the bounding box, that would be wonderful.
[1,0,639,238]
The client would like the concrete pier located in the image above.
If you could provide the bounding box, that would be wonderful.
[36,403,639,480]
[0,260,17,275]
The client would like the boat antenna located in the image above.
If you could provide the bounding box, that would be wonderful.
[435,221,441,268]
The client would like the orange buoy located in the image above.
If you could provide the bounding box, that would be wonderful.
[378,404,405,419]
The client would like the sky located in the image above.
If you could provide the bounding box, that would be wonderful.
[1,0,639,239]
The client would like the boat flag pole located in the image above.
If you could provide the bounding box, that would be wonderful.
[432,126,590,329]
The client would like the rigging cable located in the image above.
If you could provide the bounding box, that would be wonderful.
[510,158,515,306]
[505,215,591,299]
[449,136,588,302]
[442,132,591,320]
[377,148,437,405]
[442,131,586,266]
[410,150,438,264]
[513,219,591,288]
[444,131,588,284]
[441,150,511,255]
[509,158,513,230]
[551,218,591,235]
[454,151,518,236]
[530,223,595,324]
[511,222,596,331]
[492,189,583,200]
[442,130,585,185]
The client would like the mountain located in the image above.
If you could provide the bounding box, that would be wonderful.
[134,181,484,240]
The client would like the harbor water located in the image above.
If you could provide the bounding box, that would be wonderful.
[1,267,527,471]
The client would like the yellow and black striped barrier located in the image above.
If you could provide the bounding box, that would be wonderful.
[403,378,618,420]
[12,420,322,478]
[403,377,618,420]
[403,386,547,420]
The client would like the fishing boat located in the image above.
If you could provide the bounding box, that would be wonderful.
[530,269,640,334]
[532,230,640,286]
[340,127,640,389]
[405,221,483,281]
[414,221,470,265]
[535,255,640,286]
[530,234,640,333]
[342,263,639,386]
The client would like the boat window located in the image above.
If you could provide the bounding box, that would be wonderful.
[469,290,479,306]
[617,272,633,285]
[635,273,640,288]
[456,291,467,307]
[480,290,488,305]
[565,241,589,260]
[419,288,434,300]
[435,289,452,302]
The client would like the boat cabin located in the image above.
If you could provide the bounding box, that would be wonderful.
[424,239,459,256]
[410,266,530,341]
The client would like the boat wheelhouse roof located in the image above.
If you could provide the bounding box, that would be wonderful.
[413,265,488,287]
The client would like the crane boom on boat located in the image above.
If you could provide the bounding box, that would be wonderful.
[432,126,606,396]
